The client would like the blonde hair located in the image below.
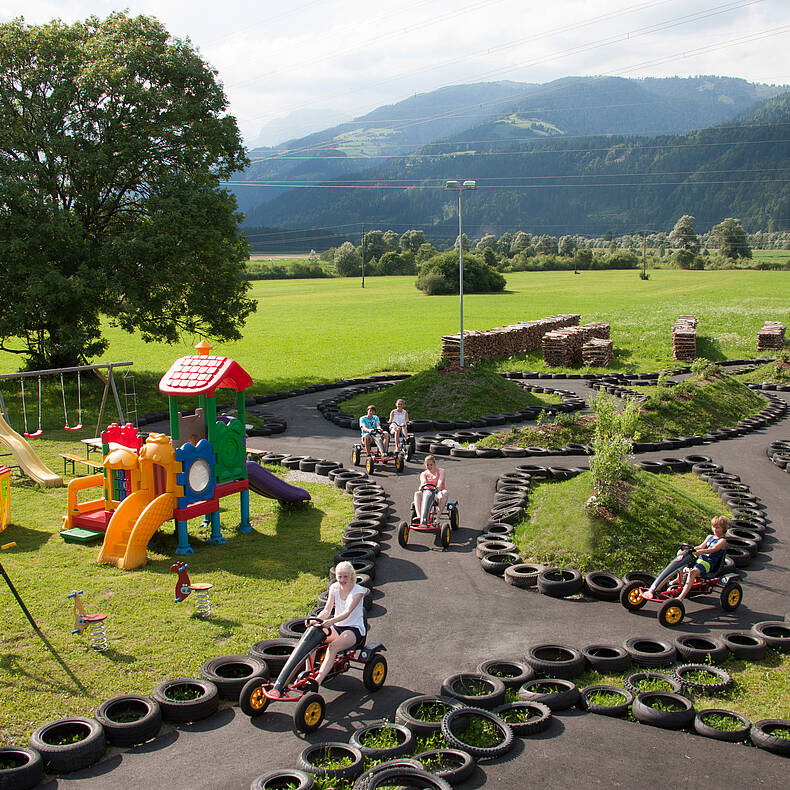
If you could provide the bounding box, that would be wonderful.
[424,455,436,466]
[335,560,357,584]
[396,399,405,408]
[711,515,729,532]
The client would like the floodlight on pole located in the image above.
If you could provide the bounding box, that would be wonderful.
[445,179,476,368]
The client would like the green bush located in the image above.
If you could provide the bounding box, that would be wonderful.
[416,251,506,295]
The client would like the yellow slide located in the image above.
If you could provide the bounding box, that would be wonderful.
[97,491,176,570]
[0,412,62,488]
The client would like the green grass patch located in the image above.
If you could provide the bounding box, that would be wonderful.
[338,365,558,421]
[636,371,766,440]
[0,456,352,744]
[478,411,594,449]
[513,470,728,574]
[586,689,628,706]
[359,726,402,749]
[456,714,505,747]
[736,355,790,385]
[700,711,745,731]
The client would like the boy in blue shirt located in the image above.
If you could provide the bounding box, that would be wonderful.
[359,405,388,457]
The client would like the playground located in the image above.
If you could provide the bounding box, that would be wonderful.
[0,271,789,788]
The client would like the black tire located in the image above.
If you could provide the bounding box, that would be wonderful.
[492,701,552,735]
[581,644,631,674]
[239,677,270,718]
[536,567,583,598]
[579,685,634,718]
[624,671,682,696]
[750,719,790,756]
[658,598,686,628]
[524,644,586,679]
[480,551,520,576]
[720,631,767,661]
[720,581,743,612]
[395,695,463,737]
[448,504,459,530]
[349,722,415,759]
[414,749,475,784]
[151,678,219,723]
[751,621,790,652]
[362,654,388,691]
[631,692,695,730]
[250,769,315,790]
[361,767,451,790]
[673,664,733,695]
[352,446,361,466]
[293,692,326,734]
[440,706,515,760]
[504,563,545,588]
[476,659,535,690]
[583,571,624,601]
[0,746,43,790]
[623,637,677,668]
[94,694,162,747]
[674,636,729,664]
[517,678,580,711]
[297,743,364,780]
[352,760,426,790]
[28,717,105,774]
[476,540,517,559]
[440,523,451,549]
[200,655,269,701]
[440,672,506,710]
[623,571,656,586]
[397,521,410,548]
[694,709,751,743]
[248,638,299,675]
[620,580,648,611]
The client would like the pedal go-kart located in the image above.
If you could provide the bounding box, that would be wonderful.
[398,483,459,550]
[239,620,387,733]
[620,543,742,627]
[353,429,408,474]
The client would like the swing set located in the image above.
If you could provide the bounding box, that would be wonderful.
[0,361,134,438]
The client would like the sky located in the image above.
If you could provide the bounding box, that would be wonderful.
[2,0,790,145]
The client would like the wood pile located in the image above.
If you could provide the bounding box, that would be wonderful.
[757,321,786,351]
[672,315,697,361]
[542,322,612,367]
[441,314,579,363]
[582,338,614,366]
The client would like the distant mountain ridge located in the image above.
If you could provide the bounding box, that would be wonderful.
[231,76,789,235]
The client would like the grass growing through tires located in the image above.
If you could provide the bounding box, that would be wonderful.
[0,463,352,744]
[359,726,403,749]
[513,470,729,574]
[587,689,629,706]
[700,711,746,731]
[456,714,504,747]
[338,364,559,421]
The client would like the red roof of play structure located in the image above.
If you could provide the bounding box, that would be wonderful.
[158,355,252,397]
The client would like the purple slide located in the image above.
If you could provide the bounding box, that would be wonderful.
[246,461,311,504]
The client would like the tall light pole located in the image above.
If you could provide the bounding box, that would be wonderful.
[445,180,476,368]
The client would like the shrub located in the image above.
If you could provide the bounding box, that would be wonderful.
[416,252,506,295]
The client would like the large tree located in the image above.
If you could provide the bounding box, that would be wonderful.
[0,13,255,367]
[712,217,752,259]
[668,215,700,253]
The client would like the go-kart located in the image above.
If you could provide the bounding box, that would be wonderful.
[398,483,459,550]
[620,543,742,627]
[389,421,416,459]
[353,428,407,474]
[239,620,387,733]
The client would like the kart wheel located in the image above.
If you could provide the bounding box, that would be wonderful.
[720,581,743,612]
[395,454,404,473]
[397,521,410,548]
[294,692,325,734]
[449,504,459,530]
[620,580,647,611]
[363,654,388,691]
[407,437,415,461]
[440,524,451,549]
[365,457,375,475]
[658,599,685,628]
[352,446,361,466]
[239,678,270,718]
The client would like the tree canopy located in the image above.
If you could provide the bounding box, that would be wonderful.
[712,218,752,259]
[0,13,255,367]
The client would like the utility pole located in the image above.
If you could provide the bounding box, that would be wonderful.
[361,224,365,288]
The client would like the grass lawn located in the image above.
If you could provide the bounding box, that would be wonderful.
[338,365,560,421]
[514,470,729,574]
[0,461,353,744]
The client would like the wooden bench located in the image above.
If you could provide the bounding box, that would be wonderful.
[60,453,104,475]
[246,447,268,462]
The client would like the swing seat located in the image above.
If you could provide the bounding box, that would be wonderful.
[64,423,83,432]
[23,428,43,438]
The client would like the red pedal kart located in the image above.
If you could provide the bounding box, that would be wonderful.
[239,620,387,733]
[353,429,408,475]
[620,543,743,627]
[398,483,459,550]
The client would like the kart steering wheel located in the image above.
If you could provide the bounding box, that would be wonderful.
[679,542,694,552]
[304,617,332,635]
[420,482,438,492]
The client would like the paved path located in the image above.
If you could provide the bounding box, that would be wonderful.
[47,379,790,789]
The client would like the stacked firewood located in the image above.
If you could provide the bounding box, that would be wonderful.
[757,321,786,351]
[542,322,612,367]
[441,314,579,363]
[582,338,615,366]
[672,315,697,361]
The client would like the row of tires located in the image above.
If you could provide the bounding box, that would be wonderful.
[767,438,790,473]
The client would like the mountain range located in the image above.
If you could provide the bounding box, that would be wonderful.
[231,75,790,244]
